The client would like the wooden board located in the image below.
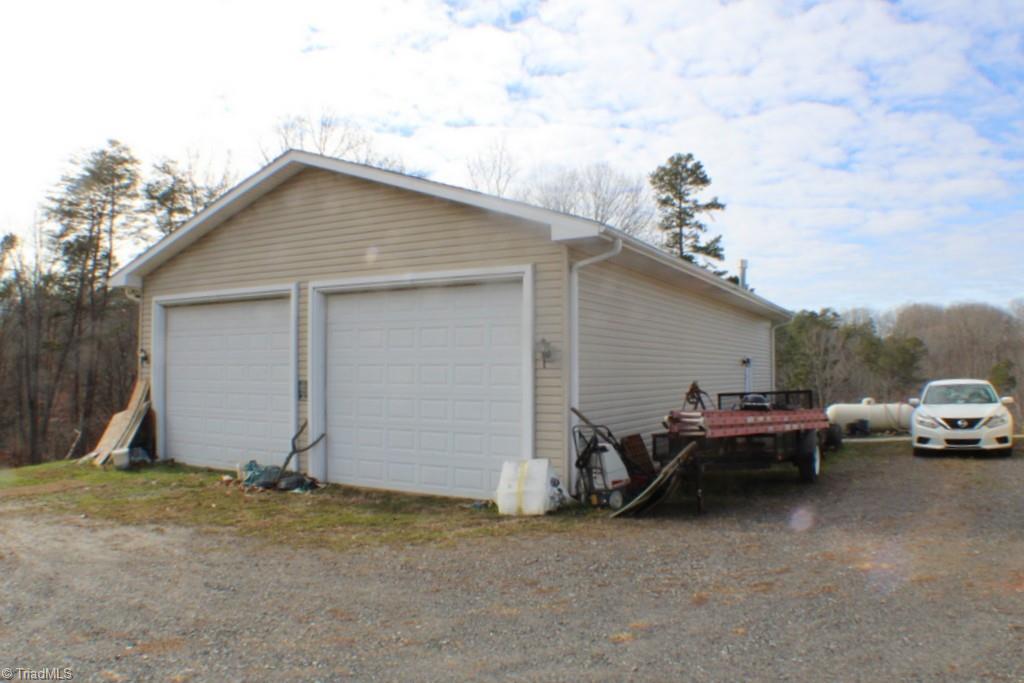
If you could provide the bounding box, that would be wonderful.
[84,410,134,464]
[611,442,696,518]
[81,378,150,466]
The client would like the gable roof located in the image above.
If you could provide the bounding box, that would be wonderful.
[111,149,790,322]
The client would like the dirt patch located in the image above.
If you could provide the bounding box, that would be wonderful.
[127,637,186,656]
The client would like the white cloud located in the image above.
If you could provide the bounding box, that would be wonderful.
[1,0,1021,312]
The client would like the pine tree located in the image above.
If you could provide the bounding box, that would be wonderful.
[46,140,141,457]
[649,153,726,273]
[142,154,233,236]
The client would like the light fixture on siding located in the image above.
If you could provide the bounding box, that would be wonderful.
[537,338,555,368]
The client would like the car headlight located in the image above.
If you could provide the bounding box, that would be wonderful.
[984,414,1008,429]
[915,414,941,429]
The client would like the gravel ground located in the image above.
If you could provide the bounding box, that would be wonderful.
[2,445,1023,682]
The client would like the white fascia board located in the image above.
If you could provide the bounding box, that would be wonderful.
[549,220,603,241]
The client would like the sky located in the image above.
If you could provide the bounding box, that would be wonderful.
[1,0,1021,312]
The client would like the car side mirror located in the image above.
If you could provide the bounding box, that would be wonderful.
[1001,396,1015,406]
[908,398,920,407]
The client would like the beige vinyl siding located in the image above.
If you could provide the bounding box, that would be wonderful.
[577,256,773,442]
[140,168,570,478]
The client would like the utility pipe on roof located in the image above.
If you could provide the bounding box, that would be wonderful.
[567,237,622,477]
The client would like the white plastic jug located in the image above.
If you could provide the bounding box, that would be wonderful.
[495,459,551,516]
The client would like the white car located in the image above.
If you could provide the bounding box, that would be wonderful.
[909,379,1015,457]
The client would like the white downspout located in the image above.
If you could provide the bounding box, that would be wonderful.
[568,237,622,480]
[770,318,794,392]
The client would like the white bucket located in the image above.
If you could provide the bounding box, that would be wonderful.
[495,459,551,516]
[111,447,131,470]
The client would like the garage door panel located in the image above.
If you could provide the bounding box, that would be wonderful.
[453,400,485,421]
[165,298,291,470]
[324,281,523,498]
[490,434,520,457]
[414,430,447,451]
[389,429,416,450]
[455,325,485,348]
[491,324,521,347]
[490,401,521,423]
[421,465,447,486]
[420,400,447,420]
[389,462,416,484]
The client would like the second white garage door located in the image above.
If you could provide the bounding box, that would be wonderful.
[324,281,523,498]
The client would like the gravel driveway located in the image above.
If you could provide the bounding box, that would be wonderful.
[2,444,1023,682]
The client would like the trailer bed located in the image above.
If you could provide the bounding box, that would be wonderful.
[667,409,830,438]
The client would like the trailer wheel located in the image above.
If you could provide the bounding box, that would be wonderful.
[797,431,821,483]
[824,423,843,451]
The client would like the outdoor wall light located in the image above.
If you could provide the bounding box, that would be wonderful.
[139,348,150,366]
[537,338,555,368]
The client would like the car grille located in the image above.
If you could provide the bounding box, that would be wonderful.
[945,438,981,447]
[940,417,982,430]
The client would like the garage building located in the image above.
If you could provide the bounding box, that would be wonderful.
[112,150,790,499]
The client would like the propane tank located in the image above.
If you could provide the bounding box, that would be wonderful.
[825,399,914,432]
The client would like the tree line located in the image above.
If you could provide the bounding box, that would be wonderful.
[0,142,235,465]
[777,303,1024,414]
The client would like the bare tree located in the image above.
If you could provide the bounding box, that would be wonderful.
[520,163,654,238]
[875,302,1023,417]
[1009,298,1024,322]
[577,163,654,237]
[4,230,76,463]
[466,138,519,198]
[260,110,405,172]
[519,165,581,214]
[890,303,1018,381]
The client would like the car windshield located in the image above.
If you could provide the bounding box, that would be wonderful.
[923,383,998,405]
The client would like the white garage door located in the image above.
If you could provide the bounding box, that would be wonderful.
[164,298,292,470]
[325,281,523,498]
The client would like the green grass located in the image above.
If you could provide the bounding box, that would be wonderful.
[0,441,926,549]
[0,461,589,551]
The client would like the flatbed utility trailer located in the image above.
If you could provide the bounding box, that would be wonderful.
[637,389,830,515]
